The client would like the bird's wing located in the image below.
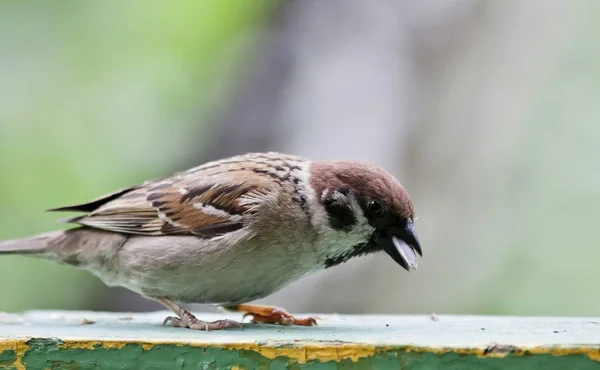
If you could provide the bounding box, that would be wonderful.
[48,154,304,237]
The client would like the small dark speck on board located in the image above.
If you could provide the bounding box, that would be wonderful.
[484,344,518,355]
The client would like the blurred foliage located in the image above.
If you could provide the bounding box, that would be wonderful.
[0,1,272,311]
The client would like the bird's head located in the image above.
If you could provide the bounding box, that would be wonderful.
[309,160,422,272]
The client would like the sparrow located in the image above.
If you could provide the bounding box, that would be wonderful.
[0,152,422,330]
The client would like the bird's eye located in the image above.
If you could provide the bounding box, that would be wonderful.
[367,200,383,217]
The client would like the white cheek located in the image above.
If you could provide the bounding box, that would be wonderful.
[326,198,374,254]
[306,192,375,257]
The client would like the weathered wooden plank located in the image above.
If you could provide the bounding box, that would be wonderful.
[0,311,599,369]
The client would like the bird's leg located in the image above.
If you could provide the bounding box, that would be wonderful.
[226,304,319,326]
[158,297,242,331]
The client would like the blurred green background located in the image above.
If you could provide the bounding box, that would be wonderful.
[0,0,272,311]
[1,0,599,316]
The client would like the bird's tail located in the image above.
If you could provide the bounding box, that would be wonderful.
[0,230,64,255]
[0,229,128,267]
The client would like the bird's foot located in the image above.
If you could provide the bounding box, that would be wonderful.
[158,297,242,331]
[163,310,242,331]
[232,304,319,326]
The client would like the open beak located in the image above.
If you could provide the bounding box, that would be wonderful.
[381,222,422,272]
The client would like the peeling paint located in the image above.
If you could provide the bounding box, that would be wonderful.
[1,337,600,369]
[3,312,600,368]
[0,341,26,370]
[402,344,600,362]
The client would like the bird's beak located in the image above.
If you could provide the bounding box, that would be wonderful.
[381,222,422,272]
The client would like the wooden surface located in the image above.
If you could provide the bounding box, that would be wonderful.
[0,311,599,369]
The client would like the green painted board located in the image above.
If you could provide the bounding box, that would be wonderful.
[0,311,599,369]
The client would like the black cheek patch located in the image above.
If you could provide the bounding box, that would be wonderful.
[324,201,356,232]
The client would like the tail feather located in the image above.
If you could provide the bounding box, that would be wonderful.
[0,229,128,267]
[0,231,65,255]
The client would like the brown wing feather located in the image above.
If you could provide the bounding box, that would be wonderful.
[51,154,297,237]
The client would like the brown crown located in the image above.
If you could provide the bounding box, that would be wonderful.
[309,160,414,220]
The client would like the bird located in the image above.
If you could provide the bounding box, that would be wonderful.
[0,151,422,330]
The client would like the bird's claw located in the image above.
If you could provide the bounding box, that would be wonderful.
[163,314,242,331]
